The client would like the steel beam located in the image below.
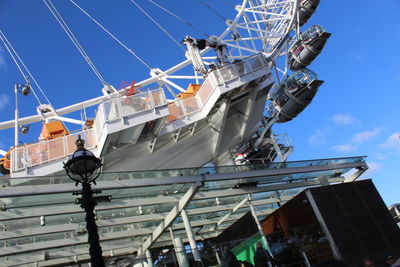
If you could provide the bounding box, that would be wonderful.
[0,160,364,197]
[140,182,201,254]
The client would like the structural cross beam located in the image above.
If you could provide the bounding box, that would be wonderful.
[139,181,202,255]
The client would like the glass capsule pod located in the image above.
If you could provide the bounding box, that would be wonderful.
[299,0,320,26]
[288,25,331,71]
[268,69,324,123]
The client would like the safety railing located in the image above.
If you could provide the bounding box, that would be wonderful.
[165,54,267,123]
[10,88,167,173]
[93,103,106,143]
[274,133,294,160]
[11,129,95,172]
[101,89,167,122]
[9,55,265,173]
[165,96,202,123]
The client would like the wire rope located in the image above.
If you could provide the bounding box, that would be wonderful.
[146,0,210,38]
[43,0,109,87]
[0,30,43,105]
[217,0,236,8]
[0,32,57,108]
[69,0,153,70]
[128,0,186,51]
[196,0,227,22]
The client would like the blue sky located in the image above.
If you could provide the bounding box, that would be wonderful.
[0,0,399,205]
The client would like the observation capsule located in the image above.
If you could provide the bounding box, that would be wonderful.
[268,69,323,123]
[299,0,320,26]
[288,25,331,71]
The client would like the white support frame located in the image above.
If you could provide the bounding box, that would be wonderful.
[139,182,202,254]
[0,0,299,132]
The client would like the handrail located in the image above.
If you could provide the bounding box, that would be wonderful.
[11,129,95,172]
[11,88,168,173]
[165,54,267,123]
[10,54,265,173]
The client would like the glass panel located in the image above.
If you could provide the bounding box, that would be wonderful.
[120,93,151,116]
[46,137,65,162]
[197,78,213,104]
[165,101,185,123]
[11,147,25,171]
[150,89,165,107]
[182,96,201,115]
[0,156,366,265]
[26,141,48,167]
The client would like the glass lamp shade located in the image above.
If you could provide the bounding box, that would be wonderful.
[64,149,102,184]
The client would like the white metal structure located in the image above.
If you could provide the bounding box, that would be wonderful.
[0,0,316,178]
[0,157,368,266]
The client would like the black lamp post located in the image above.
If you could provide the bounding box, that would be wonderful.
[64,135,105,267]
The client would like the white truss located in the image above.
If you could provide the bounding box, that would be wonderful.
[0,0,299,131]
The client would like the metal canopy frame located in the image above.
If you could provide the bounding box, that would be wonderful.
[0,156,367,266]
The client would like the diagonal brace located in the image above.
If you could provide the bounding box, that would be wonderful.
[140,182,202,254]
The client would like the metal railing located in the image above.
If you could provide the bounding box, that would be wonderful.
[101,89,167,122]
[9,54,265,173]
[165,54,267,123]
[11,89,167,173]
[11,129,95,172]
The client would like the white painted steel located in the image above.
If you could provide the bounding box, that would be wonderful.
[181,209,202,262]
[0,0,297,131]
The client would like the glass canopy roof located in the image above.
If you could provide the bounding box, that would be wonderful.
[0,156,367,266]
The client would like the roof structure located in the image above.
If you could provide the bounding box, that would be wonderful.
[0,156,367,266]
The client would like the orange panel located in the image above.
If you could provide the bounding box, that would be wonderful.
[40,121,69,140]
[177,84,201,99]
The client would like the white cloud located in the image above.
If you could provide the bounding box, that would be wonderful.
[360,162,383,179]
[351,128,381,143]
[332,144,357,153]
[308,129,327,147]
[367,162,383,173]
[330,114,356,125]
[0,94,9,111]
[379,132,400,151]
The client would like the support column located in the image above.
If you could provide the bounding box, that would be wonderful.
[248,199,273,267]
[174,237,189,267]
[302,251,311,267]
[305,190,341,259]
[145,250,153,267]
[181,209,202,262]
[215,247,221,266]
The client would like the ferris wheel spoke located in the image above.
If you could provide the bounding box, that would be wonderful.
[241,14,259,50]
[225,42,260,54]
[0,0,300,130]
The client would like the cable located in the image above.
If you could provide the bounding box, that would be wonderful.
[0,32,56,108]
[46,0,108,85]
[217,0,235,8]
[69,0,153,70]
[44,0,109,87]
[196,0,227,22]
[0,30,42,105]
[146,0,210,38]
[128,0,185,51]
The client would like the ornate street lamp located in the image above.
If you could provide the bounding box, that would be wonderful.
[64,135,105,267]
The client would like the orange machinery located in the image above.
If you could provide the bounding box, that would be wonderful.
[177,84,201,99]
[0,151,11,175]
[40,121,69,140]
